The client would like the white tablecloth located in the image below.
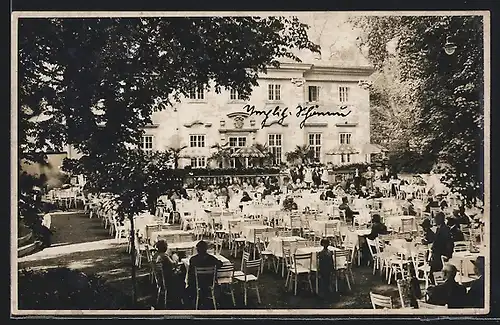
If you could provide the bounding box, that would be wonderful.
[385,215,417,231]
[241,225,272,242]
[150,230,194,244]
[309,220,341,236]
[343,228,372,248]
[267,236,306,257]
[168,241,200,250]
[449,251,485,276]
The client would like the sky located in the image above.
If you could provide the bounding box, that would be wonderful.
[294,12,371,66]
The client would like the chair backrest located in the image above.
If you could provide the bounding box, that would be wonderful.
[295,240,308,249]
[243,258,262,280]
[217,263,235,280]
[453,241,469,253]
[333,249,351,270]
[401,218,414,233]
[365,238,379,257]
[429,207,441,217]
[370,291,393,309]
[397,278,414,309]
[241,251,251,268]
[325,222,339,236]
[194,265,217,289]
[280,230,293,237]
[293,252,312,270]
[432,271,446,285]
[417,300,448,309]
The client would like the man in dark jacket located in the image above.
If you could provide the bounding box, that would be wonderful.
[187,240,223,301]
[420,219,435,245]
[426,263,467,308]
[447,217,465,242]
[430,212,454,273]
[338,196,354,225]
[366,214,388,241]
[466,256,485,308]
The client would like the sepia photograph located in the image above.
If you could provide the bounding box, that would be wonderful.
[11,10,489,316]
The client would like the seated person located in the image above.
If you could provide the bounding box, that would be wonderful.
[370,187,384,199]
[466,256,485,308]
[151,240,178,304]
[240,191,253,202]
[317,238,334,297]
[347,184,358,196]
[187,240,223,299]
[366,214,388,240]
[453,206,472,225]
[404,197,417,216]
[324,186,336,200]
[338,196,355,225]
[447,217,465,242]
[420,219,435,244]
[426,263,467,308]
[358,186,370,198]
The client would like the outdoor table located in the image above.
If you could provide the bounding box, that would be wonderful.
[385,215,417,232]
[150,229,194,244]
[342,228,371,249]
[168,240,200,251]
[353,210,371,225]
[181,253,231,287]
[138,221,166,239]
[221,217,244,231]
[385,238,418,257]
[309,220,341,237]
[241,225,272,243]
[449,250,484,277]
[267,236,306,257]
[295,245,342,270]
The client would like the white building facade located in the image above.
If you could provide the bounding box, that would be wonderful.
[141,61,378,169]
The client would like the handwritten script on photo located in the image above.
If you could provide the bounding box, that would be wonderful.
[244,104,351,129]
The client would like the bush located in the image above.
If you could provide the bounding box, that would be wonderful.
[18,267,134,310]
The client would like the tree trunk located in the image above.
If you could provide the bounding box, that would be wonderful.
[129,214,137,306]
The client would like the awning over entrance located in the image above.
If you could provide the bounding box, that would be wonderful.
[230,146,266,158]
[326,144,360,155]
[362,143,388,154]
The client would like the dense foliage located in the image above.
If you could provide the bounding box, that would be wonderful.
[18,268,134,310]
[352,16,484,203]
[19,17,319,304]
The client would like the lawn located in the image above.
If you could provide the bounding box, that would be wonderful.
[18,212,403,310]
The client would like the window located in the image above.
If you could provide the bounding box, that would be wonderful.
[339,86,349,103]
[188,86,204,100]
[140,135,153,153]
[308,86,320,102]
[268,84,281,101]
[189,135,205,148]
[229,136,247,168]
[230,89,244,101]
[340,153,351,164]
[339,133,352,145]
[268,134,282,165]
[308,133,322,162]
[190,157,206,169]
